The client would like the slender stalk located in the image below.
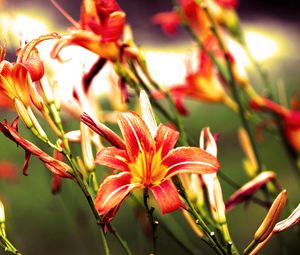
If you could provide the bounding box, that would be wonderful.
[143,189,158,254]
[130,195,195,255]
[240,29,300,175]
[128,60,189,145]
[173,177,227,255]
[203,6,263,174]
[109,224,133,255]
[0,235,21,255]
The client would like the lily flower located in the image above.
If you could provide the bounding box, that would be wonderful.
[152,0,238,39]
[0,118,73,178]
[81,91,219,224]
[0,33,60,108]
[51,0,126,62]
[160,36,237,115]
[251,97,300,153]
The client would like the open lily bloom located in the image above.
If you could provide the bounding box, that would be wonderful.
[81,91,219,223]
[51,0,126,61]
[161,35,236,115]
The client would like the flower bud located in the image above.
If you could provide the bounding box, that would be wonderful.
[0,200,5,224]
[238,128,258,177]
[14,98,34,128]
[254,190,287,243]
[80,122,95,172]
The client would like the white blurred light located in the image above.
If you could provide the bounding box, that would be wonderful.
[245,31,278,61]
[0,12,51,46]
[145,49,190,87]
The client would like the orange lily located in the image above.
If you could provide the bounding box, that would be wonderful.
[0,34,60,108]
[81,91,219,223]
[251,97,300,153]
[161,36,234,115]
[51,0,125,61]
[0,118,72,178]
[152,0,238,38]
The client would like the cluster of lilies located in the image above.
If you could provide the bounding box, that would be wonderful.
[0,0,299,255]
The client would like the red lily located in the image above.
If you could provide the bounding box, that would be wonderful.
[51,0,125,61]
[0,118,73,178]
[251,97,300,153]
[81,91,219,223]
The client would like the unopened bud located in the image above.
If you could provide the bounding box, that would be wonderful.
[14,98,34,128]
[29,79,46,111]
[212,177,226,224]
[0,200,5,223]
[80,123,95,172]
[254,190,287,243]
[238,128,258,177]
[27,107,49,142]
[39,77,55,104]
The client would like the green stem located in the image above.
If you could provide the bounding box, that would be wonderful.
[128,60,189,146]
[143,189,158,254]
[130,195,195,255]
[110,224,133,255]
[243,239,257,255]
[203,6,263,174]
[52,104,134,254]
[0,235,21,255]
[240,29,300,176]
[173,177,226,255]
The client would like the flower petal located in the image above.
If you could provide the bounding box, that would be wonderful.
[150,180,181,214]
[95,172,141,223]
[140,90,158,138]
[51,30,120,61]
[199,127,217,157]
[81,112,125,149]
[117,112,154,162]
[151,11,181,35]
[101,11,126,42]
[225,171,277,212]
[162,147,219,179]
[95,147,130,172]
[12,64,31,106]
[0,118,72,178]
[273,203,300,233]
[155,124,179,159]
[215,0,238,8]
